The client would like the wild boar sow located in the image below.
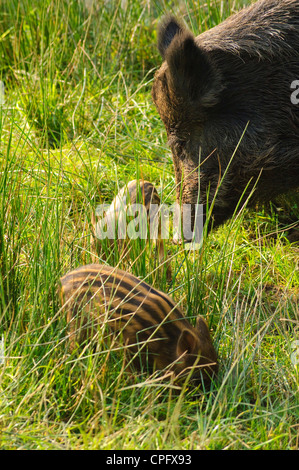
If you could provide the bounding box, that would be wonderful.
[152,0,299,237]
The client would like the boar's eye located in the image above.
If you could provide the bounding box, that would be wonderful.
[168,137,187,160]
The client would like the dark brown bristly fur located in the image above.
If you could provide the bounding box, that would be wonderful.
[152,0,299,238]
[59,264,218,388]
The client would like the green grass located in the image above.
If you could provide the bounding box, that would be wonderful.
[0,0,298,450]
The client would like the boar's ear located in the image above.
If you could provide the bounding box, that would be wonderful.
[177,329,200,357]
[158,16,220,106]
[158,16,184,59]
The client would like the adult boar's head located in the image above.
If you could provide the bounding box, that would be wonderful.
[152,4,299,240]
[152,17,223,240]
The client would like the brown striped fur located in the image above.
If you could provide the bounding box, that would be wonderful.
[60,263,218,387]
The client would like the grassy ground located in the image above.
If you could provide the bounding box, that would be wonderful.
[0,0,298,450]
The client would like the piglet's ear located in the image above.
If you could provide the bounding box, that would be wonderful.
[158,16,221,106]
[195,316,210,336]
[177,329,200,357]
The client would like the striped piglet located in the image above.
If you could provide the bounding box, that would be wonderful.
[60,263,218,388]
